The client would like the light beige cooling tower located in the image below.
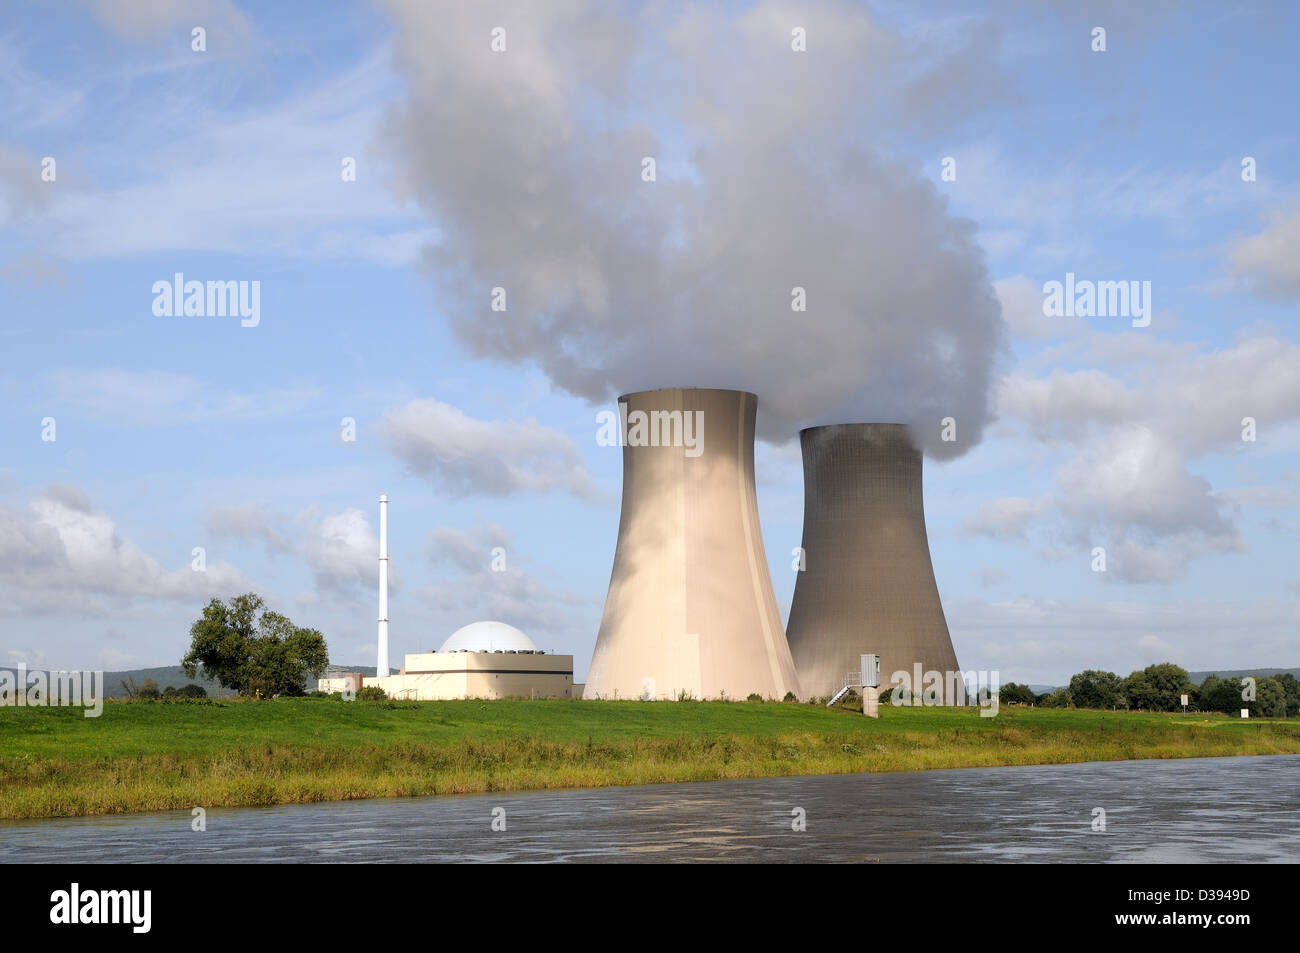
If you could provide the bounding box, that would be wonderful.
[583,388,801,701]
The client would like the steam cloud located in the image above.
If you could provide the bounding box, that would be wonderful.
[380,0,1008,457]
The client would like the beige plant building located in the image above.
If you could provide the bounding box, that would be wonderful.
[583,388,802,701]
[362,622,576,700]
[785,423,961,700]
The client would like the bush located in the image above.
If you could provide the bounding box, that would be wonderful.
[782,691,798,703]
[1123,663,1192,712]
[1198,674,1243,714]
[1280,673,1300,717]
[355,685,388,701]
[1068,670,1124,709]
[1037,687,1073,708]
[746,693,763,702]
[998,682,1036,706]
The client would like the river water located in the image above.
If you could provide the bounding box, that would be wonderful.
[3,755,1297,863]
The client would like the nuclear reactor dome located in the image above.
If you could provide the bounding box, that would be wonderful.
[438,621,537,654]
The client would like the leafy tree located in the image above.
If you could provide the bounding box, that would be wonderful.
[1198,674,1244,714]
[1279,673,1300,717]
[162,683,209,700]
[1200,673,1293,718]
[1255,676,1287,719]
[182,593,328,697]
[136,678,161,701]
[1038,687,1073,708]
[998,683,1037,705]
[1123,663,1193,712]
[1068,670,1124,709]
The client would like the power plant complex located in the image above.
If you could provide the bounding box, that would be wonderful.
[332,389,961,704]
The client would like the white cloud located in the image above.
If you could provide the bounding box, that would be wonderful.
[1056,427,1234,539]
[1216,471,1300,509]
[420,522,588,641]
[1005,333,1300,456]
[0,485,248,615]
[1,253,69,288]
[428,522,511,574]
[89,0,254,47]
[962,496,1050,541]
[0,141,54,221]
[381,398,600,500]
[203,502,295,554]
[298,506,380,594]
[979,331,1300,581]
[950,145,1264,264]
[949,595,1297,685]
[203,501,385,596]
[6,46,430,264]
[967,428,1243,583]
[999,367,1140,443]
[49,368,319,428]
[994,274,1087,340]
[1227,204,1300,300]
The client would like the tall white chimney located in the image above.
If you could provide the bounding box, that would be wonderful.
[377,493,390,677]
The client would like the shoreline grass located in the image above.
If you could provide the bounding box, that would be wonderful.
[2,699,1298,821]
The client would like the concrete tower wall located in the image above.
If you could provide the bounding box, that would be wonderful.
[584,388,801,701]
[786,423,961,700]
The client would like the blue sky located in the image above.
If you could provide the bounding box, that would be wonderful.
[1,0,1297,684]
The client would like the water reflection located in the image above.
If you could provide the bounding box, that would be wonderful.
[2,754,1297,863]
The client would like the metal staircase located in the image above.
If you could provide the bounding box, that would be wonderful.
[826,670,861,707]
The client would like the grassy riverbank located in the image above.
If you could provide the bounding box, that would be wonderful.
[2,698,1298,820]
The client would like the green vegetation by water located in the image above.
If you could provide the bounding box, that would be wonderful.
[2,698,1298,821]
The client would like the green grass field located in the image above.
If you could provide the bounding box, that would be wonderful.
[2,698,1298,820]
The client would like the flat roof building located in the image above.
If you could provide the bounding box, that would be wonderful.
[353,621,575,700]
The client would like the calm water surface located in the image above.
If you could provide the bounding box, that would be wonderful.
[3,754,1297,863]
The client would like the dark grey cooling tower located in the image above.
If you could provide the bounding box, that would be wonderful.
[785,423,961,700]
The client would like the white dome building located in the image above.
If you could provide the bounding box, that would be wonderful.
[358,620,574,700]
[438,621,536,654]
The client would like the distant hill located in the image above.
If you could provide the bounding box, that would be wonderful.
[1,665,235,699]
[1,663,382,699]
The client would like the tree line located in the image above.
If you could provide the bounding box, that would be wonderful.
[120,677,210,701]
[999,663,1299,717]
